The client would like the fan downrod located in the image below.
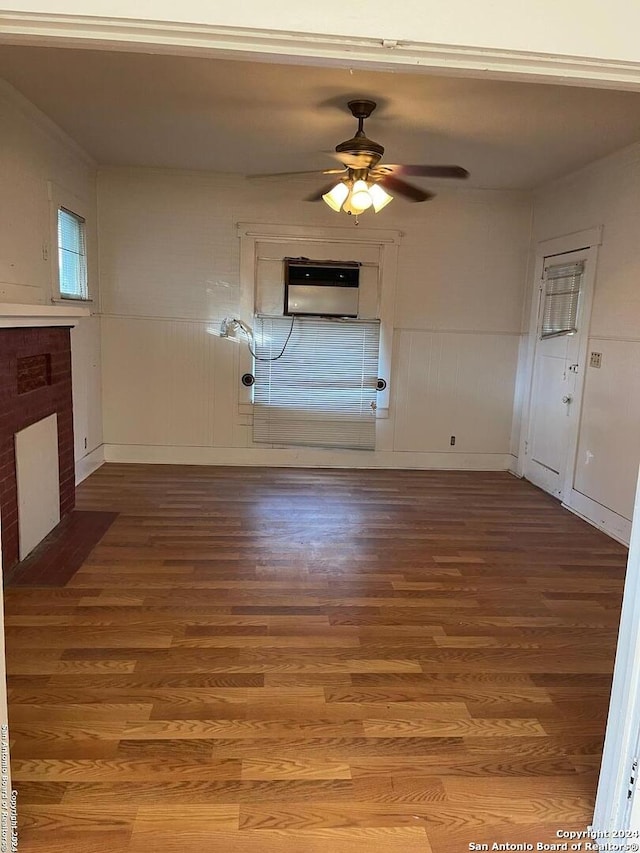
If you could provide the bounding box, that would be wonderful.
[336,99,384,167]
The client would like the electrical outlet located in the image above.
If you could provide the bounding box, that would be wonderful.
[590,352,602,368]
[84,437,87,450]
[450,436,456,446]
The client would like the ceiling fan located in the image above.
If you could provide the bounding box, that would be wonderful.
[250,99,469,217]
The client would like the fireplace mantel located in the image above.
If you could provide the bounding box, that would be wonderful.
[0,303,90,329]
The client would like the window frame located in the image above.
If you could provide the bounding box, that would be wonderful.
[540,260,584,340]
[236,222,402,417]
[48,182,93,304]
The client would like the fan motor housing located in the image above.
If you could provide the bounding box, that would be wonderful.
[335,98,385,168]
[335,136,384,167]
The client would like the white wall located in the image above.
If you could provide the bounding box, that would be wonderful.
[98,166,531,469]
[71,314,103,475]
[530,143,640,533]
[5,0,640,66]
[0,80,103,479]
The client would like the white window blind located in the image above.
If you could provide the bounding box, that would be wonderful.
[541,261,584,339]
[57,207,88,300]
[252,316,380,450]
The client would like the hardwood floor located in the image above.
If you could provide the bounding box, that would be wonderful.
[4,464,628,852]
[7,511,118,587]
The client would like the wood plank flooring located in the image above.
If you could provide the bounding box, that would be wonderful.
[7,511,118,587]
[4,464,629,852]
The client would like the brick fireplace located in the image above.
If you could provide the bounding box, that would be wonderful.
[0,305,88,573]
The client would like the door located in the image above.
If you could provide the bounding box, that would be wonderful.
[524,250,588,499]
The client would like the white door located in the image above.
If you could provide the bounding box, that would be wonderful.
[524,250,588,499]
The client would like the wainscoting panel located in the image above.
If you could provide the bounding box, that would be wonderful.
[392,329,520,454]
[101,316,245,449]
[573,337,640,522]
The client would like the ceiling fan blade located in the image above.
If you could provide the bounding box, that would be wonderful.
[384,164,469,179]
[305,182,343,202]
[378,175,435,202]
[247,169,347,180]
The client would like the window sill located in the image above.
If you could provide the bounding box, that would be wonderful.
[52,297,94,306]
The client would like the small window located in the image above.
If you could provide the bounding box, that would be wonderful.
[541,261,584,339]
[57,207,88,300]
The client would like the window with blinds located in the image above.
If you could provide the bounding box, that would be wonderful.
[541,260,584,338]
[57,207,88,300]
[252,316,380,450]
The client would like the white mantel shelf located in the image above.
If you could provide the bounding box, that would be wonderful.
[0,303,90,328]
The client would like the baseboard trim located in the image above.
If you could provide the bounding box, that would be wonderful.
[103,444,513,471]
[507,454,520,477]
[563,489,631,546]
[75,444,105,484]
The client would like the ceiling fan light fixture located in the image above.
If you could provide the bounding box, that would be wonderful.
[342,194,359,215]
[350,179,373,212]
[369,183,393,212]
[252,99,468,213]
[322,181,349,212]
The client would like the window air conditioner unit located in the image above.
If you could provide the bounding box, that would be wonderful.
[284,258,360,318]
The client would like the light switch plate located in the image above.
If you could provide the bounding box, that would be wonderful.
[590,352,602,368]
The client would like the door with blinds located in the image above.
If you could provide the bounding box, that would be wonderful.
[525,250,589,498]
[252,316,380,450]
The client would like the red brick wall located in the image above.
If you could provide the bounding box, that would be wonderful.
[0,327,75,571]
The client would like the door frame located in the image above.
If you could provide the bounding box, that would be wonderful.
[516,226,602,503]
[593,464,640,833]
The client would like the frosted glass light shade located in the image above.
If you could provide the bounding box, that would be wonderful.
[351,181,373,213]
[369,183,393,212]
[322,182,349,211]
[350,180,373,212]
[342,195,358,215]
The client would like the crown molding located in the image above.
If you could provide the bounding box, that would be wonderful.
[0,77,95,166]
[533,140,640,196]
[2,11,640,91]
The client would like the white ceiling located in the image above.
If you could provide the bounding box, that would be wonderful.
[2,44,640,189]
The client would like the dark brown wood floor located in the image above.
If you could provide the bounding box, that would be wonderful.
[4,464,629,852]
